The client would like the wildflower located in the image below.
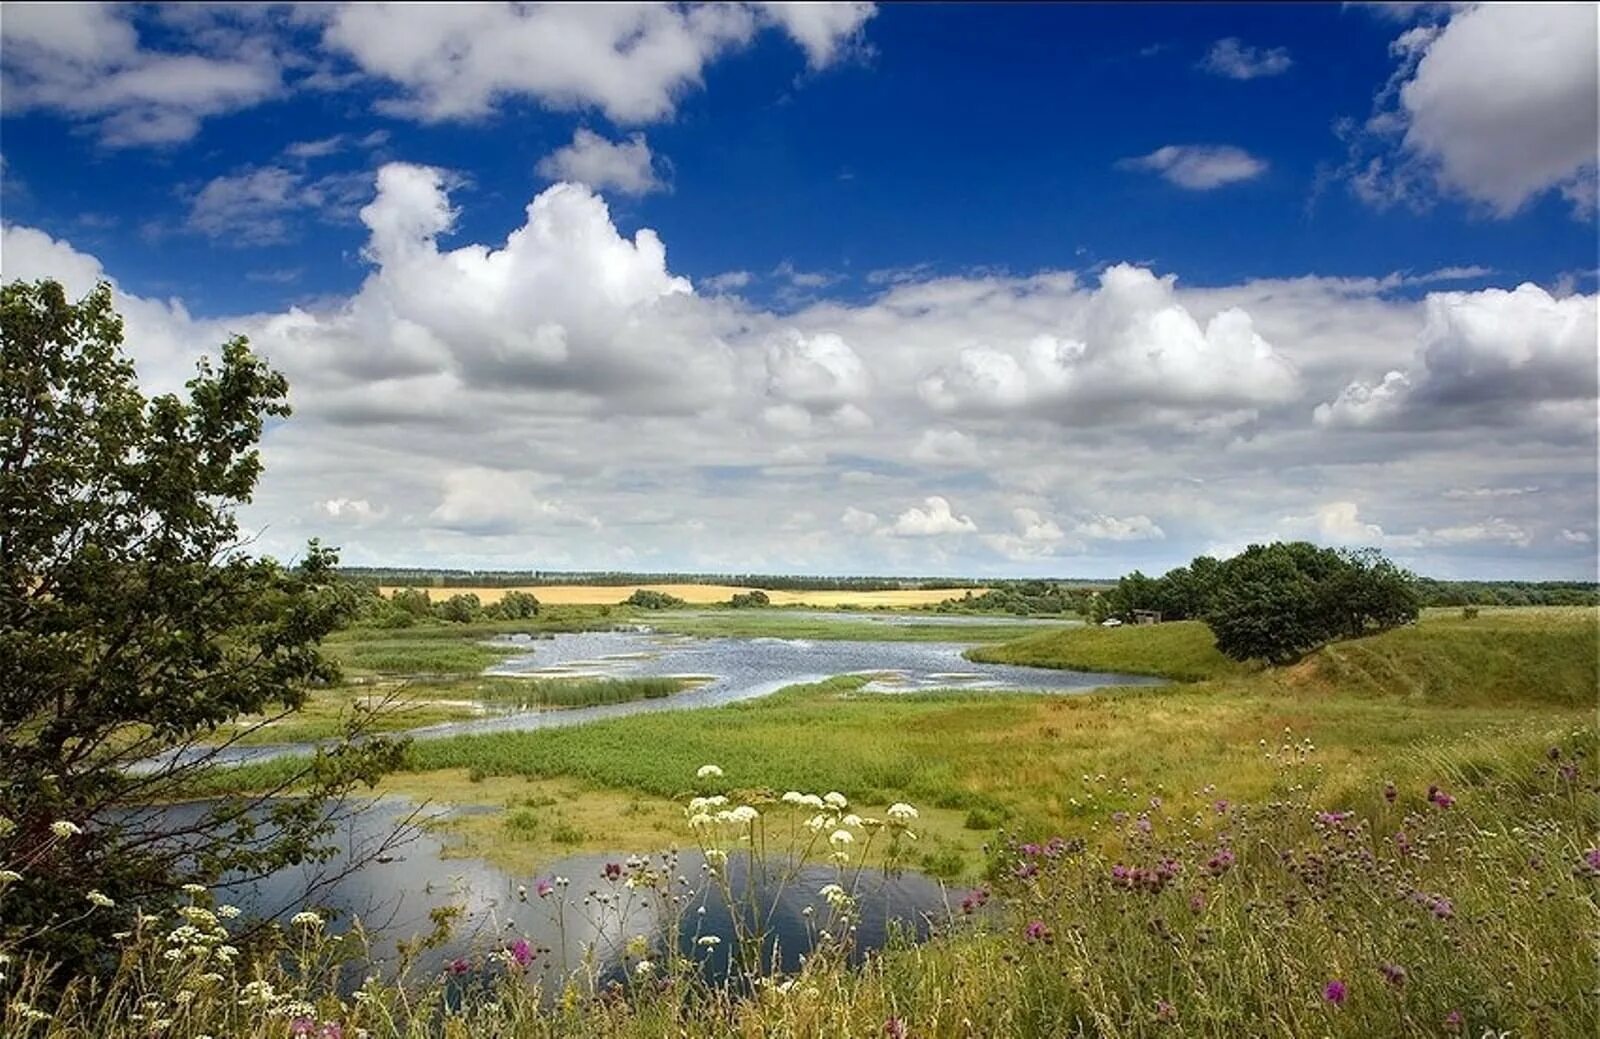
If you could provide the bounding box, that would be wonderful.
[689,812,714,830]
[781,791,805,804]
[216,904,241,919]
[181,883,207,895]
[635,959,655,977]
[0,870,19,884]
[1019,842,1042,858]
[50,820,82,838]
[1581,848,1600,875]
[886,802,919,824]
[291,911,324,929]
[727,805,759,825]
[697,935,721,947]
[1427,785,1455,809]
[291,1019,316,1038]
[1213,799,1230,814]
[1135,815,1153,834]
[1023,919,1052,943]
[1155,999,1177,1024]
[603,861,623,881]
[1379,963,1407,987]
[447,957,470,975]
[1323,979,1347,1006]
[1188,893,1206,914]
[960,888,989,914]
[1205,849,1235,876]
[884,1017,908,1039]
[829,829,854,847]
[824,791,849,808]
[516,884,527,901]
[843,813,865,828]
[1383,781,1397,803]
[1443,1009,1464,1034]
[320,1025,344,1039]
[696,764,724,779]
[86,890,114,908]
[506,938,534,968]
[705,849,728,868]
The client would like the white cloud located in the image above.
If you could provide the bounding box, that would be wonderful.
[840,506,880,535]
[186,166,372,245]
[536,128,665,196]
[1073,514,1165,542]
[756,2,875,68]
[1316,283,1598,429]
[1199,38,1292,79]
[1286,501,1532,551]
[983,507,1069,560]
[430,467,593,535]
[765,330,871,410]
[704,270,753,292]
[1348,3,1598,216]
[317,497,385,524]
[1561,529,1592,544]
[313,3,872,125]
[919,264,1299,422]
[910,429,980,466]
[888,496,977,537]
[0,4,281,146]
[1118,145,1267,189]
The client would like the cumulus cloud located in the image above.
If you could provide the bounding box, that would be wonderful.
[1288,501,1531,551]
[536,128,665,196]
[1199,38,1292,79]
[317,497,385,524]
[982,507,1069,560]
[1316,283,1598,429]
[1345,4,1598,216]
[313,3,873,124]
[919,264,1299,422]
[910,429,981,466]
[888,496,977,537]
[1118,145,1267,189]
[430,467,594,535]
[1073,514,1165,542]
[0,3,281,146]
[765,330,871,410]
[756,2,876,68]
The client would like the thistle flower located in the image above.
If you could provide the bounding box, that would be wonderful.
[884,1018,908,1039]
[447,957,470,976]
[536,878,554,898]
[506,938,533,968]
[1023,919,1051,943]
[696,765,724,779]
[1323,979,1347,1006]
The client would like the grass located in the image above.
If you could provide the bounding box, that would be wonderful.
[15,608,1599,1037]
[966,619,1252,681]
[378,584,982,607]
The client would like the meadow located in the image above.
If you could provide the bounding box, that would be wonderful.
[10,607,1597,1038]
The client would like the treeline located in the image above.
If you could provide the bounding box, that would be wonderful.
[1415,579,1598,607]
[933,582,1100,616]
[358,587,543,627]
[338,567,983,592]
[1097,543,1421,663]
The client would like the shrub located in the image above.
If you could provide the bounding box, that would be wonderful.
[624,589,686,610]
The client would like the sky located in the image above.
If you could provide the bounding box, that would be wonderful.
[1,2,1596,580]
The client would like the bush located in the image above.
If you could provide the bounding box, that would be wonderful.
[729,590,771,608]
[492,589,541,619]
[435,592,483,623]
[624,589,686,610]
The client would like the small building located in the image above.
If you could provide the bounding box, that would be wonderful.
[1132,609,1162,626]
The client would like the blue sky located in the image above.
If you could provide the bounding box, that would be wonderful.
[2,3,1597,578]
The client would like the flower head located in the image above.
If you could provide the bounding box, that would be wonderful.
[506,938,534,968]
[696,764,724,779]
[86,890,114,908]
[1323,979,1347,1006]
[1023,919,1052,943]
[50,820,82,838]
[886,802,918,824]
[1379,963,1407,987]
[291,911,323,929]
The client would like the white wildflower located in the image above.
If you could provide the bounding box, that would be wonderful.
[823,792,848,808]
[50,820,82,838]
[0,870,20,884]
[696,765,724,779]
[781,791,805,804]
[290,911,323,928]
[697,935,721,947]
[181,883,207,896]
[86,890,115,908]
[886,802,919,823]
[216,904,241,919]
[842,814,864,829]
[727,805,759,825]
[635,959,655,976]
[828,829,854,847]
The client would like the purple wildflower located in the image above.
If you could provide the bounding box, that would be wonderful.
[1427,786,1455,809]
[602,862,623,881]
[320,1026,344,1039]
[1013,861,1039,880]
[1019,842,1042,858]
[1213,799,1230,815]
[1135,814,1153,834]
[1024,919,1052,943]
[448,957,470,976]
[535,878,554,898]
[884,1017,908,1039]
[1188,893,1206,914]
[1443,1010,1464,1034]
[1379,963,1407,987]
[1205,848,1235,876]
[1323,979,1347,1006]
[1583,848,1600,875]
[507,938,534,968]
[290,1019,316,1038]
[1155,999,1177,1023]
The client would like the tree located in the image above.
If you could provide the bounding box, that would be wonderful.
[624,589,685,609]
[728,590,770,608]
[1202,542,1419,664]
[388,586,434,619]
[494,589,541,619]
[435,592,482,623]
[0,280,403,965]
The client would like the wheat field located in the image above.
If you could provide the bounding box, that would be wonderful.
[377,584,982,607]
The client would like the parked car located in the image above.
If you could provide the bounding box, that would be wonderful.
[1100,617,1124,627]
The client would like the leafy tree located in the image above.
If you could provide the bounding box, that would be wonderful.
[435,592,482,623]
[624,589,685,609]
[388,586,434,619]
[728,590,771,608]
[494,589,541,619]
[0,280,403,964]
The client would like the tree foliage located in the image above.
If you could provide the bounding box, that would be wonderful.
[624,589,686,609]
[728,590,770,608]
[0,280,402,964]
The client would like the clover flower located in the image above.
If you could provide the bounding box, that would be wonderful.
[696,764,724,779]
[50,820,82,838]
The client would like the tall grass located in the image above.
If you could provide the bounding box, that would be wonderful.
[968,620,1251,681]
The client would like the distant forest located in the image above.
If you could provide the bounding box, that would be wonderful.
[337,568,1595,608]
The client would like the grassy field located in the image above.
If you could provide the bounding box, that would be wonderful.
[34,607,1599,1038]
[967,618,1253,681]
[378,584,983,608]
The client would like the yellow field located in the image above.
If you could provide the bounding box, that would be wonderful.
[378,584,982,608]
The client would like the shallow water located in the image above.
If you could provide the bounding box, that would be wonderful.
[185,798,953,988]
[149,629,1159,769]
